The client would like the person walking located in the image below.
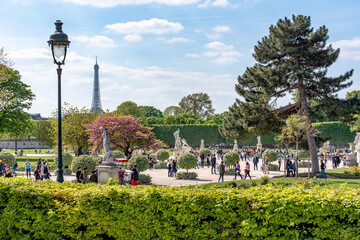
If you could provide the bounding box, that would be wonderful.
[211,153,217,174]
[12,160,18,175]
[34,165,41,181]
[131,164,139,186]
[168,160,173,177]
[76,167,82,183]
[41,162,49,180]
[234,162,243,180]
[264,158,270,174]
[172,160,178,178]
[200,153,205,168]
[25,160,31,178]
[278,157,281,171]
[320,160,327,179]
[244,162,252,179]
[252,154,259,171]
[218,161,225,182]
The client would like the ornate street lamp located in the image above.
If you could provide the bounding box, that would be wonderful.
[48,20,70,182]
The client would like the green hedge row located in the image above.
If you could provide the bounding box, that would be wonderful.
[151,122,356,147]
[0,178,359,239]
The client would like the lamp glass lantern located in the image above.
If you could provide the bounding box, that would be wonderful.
[48,20,70,65]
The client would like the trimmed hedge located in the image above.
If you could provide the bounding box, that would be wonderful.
[150,122,356,146]
[0,178,360,239]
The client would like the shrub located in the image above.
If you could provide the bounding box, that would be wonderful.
[345,166,360,176]
[155,149,170,161]
[176,171,198,179]
[177,152,197,172]
[71,155,97,174]
[260,176,270,185]
[262,149,278,162]
[0,152,15,167]
[128,155,149,172]
[113,151,125,158]
[260,164,279,171]
[223,151,240,166]
[199,148,211,157]
[297,150,310,159]
[154,161,168,169]
[54,152,73,168]
[1,178,360,239]
[138,174,152,184]
[298,161,312,168]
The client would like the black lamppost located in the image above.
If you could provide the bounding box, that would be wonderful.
[48,20,70,183]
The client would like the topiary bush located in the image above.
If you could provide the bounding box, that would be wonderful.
[260,164,279,171]
[128,155,149,172]
[0,152,15,167]
[223,151,240,166]
[54,152,73,169]
[262,149,278,162]
[154,161,168,169]
[199,148,211,157]
[177,152,197,173]
[138,174,152,184]
[155,149,170,161]
[176,171,198,179]
[113,151,125,158]
[71,155,97,174]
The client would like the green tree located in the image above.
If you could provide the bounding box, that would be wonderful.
[128,155,149,172]
[155,149,170,161]
[345,90,360,131]
[138,105,163,118]
[31,120,55,147]
[52,104,98,156]
[163,106,183,117]
[276,114,315,177]
[115,101,143,118]
[223,151,240,166]
[0,48,35,137]
[179,93,215,119]
[220,15,353,173]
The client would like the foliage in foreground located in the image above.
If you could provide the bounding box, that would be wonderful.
[176,171,198,179]
[0,178,359,239]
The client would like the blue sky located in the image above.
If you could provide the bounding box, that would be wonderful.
[0,0,359,117]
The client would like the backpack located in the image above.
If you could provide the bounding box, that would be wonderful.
[43,165,49,174]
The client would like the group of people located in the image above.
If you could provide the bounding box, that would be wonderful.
[0,160,13,178]
[33,159,51,180]
[75,166,97,183]
[167,159,178,177]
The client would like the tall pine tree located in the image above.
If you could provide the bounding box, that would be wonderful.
[220,15,353,173]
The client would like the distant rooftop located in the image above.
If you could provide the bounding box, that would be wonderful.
[29,113,48,120]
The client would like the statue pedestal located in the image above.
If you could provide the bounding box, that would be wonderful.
[173,146,192,159]
[97,164,120,184]
[349,143,355,152]
[257,144,262,151]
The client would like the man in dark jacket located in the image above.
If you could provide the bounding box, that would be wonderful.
[320,160,327,179]
[211,153,217,174]
[200,153,205,168]
[75,167,82,183]
[252,154,259,171]
[218,161,225,182]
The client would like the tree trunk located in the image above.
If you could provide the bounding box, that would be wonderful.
[295,143,298,178]
[298,80,319,173]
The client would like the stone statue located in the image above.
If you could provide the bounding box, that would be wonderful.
[181,138,189,147]
[233,139,238,151]
[257,136,262,145]
[174,128,181,148]
[200,139,205,149]
[354,132,360,148]
[100,126,114,165]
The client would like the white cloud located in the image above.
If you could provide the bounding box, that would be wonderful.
[62,0,201,8]
[73,35,116,48]
[185,53,200,58]
[8,48,52,60]
[205,41,234,51]
[203,41,243,64]
[166,37,190,43]
[105,18,183,35]
[213,25,230,33]
[331,37,360,60]
[124,34,143,42]
[198,0,230,8]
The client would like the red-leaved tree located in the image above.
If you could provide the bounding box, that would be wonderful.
[86,113,165,158]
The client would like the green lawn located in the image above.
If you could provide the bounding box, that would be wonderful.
[295,167,360,179]
[15,156,56,171]
[4,148,75,155]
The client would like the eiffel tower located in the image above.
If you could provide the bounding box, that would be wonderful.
[90,57,103,114]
